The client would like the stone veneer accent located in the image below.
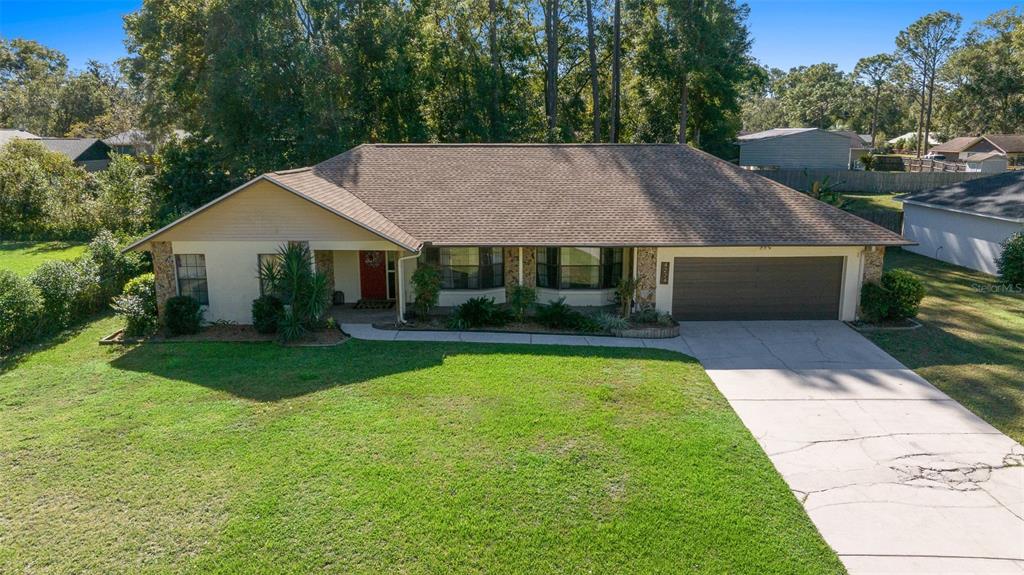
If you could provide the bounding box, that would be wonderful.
[863,246,885,284]
[503,247,537,298]
[314,250,335,292]
[151,241,176,319]
[635,247,658,308]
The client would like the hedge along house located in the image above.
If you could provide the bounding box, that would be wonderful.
[127,144,909,324]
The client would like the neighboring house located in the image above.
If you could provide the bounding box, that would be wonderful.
[899,172,1024,274]
[104,129,189,155]
[887,132,939,148]
[0,129,39,146]
[737,128,868,170]
[35,138,112,171]
[963,134,1024,167]
[930,134,1024,166]
[964,152,1009,174]
[928,136,980,161]
[127,144,907,324]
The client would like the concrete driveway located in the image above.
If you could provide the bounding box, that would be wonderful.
[679,321,1024,575]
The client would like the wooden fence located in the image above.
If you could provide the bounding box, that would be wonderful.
[903,158,968,172]
[754,168,989,194]
[848,210,904,234]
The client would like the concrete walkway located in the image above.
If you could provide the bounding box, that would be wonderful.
[342,321,1024,574]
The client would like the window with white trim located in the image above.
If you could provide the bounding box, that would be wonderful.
[175,254,209,305]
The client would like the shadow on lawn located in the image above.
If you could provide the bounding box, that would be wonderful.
[110,339,695,402]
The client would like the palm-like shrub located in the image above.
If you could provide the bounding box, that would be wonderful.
[411,264,441,319]
[449,297,513,328]
[258,243,330,341]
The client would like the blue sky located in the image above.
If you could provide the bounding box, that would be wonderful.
[0,0,1019,72]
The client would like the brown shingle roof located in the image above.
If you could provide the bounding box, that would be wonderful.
[983,134,1024,154]
[268,144,906,248]
[265,171,421,250]
[931,136,982,153]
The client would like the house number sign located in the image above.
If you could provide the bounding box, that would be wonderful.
[659,262,670,285]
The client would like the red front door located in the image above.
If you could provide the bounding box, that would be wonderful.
[359,250,388,300]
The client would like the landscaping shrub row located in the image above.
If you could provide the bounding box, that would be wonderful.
[0,231,146,352]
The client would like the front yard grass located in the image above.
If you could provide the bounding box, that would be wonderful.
[839,192,902,214]
[0,317,843,574]
[0,240,86,275]
[868,249,1024,443]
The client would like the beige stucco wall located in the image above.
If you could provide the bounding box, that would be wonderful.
[332,251,361,304]
[652,246,869,321]
[153,179,398,248]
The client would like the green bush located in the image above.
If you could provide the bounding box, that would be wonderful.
[859,282,890,323]
[0,270,43,351]
[111,273,158,338]
[29,259,94,330]
[164,295,202,335]
[534,298,598,331]
[594,312,629,333]
[252,295,284,334]
[507,285,536,322]
[859,269,926,323]
[411,264,441,319]
[997,232,1024,287]
[881,269,925,319]
[85,230,146,300]
[449,297,513,328]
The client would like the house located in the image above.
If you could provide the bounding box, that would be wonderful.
[930,134,1024,166]
[737,128,868,170]
[963,134,1024,167]
[927,136,979,161]
[104,129,189,155]
[899,171,1023,274]
[35,138,112,171]
[0,129,39,145]
[964,152,1009,174]
[126,144,908,324]
[887,132,939,148]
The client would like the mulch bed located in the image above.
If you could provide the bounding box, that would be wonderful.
[101,324,347,346]
[353,299,395,310]
[846,318,922,332]
[374,319,678,339]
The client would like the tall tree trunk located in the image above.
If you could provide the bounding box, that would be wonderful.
[585,0,600,141]
[610,0,621,143]
[870,85,880,147]
[677,72,688,144]
[488,0,500,141]
[924,68,936,157]
[915,76,926,158]
[544,0,559,138]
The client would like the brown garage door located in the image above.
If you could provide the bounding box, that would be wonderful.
[672,257,844,320]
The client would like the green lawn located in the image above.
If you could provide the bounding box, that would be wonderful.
[0,317,843,574]
[0,240,87,275]
[868,249,1024,443]
[840,192,902,214]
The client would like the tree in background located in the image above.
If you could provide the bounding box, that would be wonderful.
[897,11,962,156]
[940,8,1024,135]
[778,63,852,129]
[0,40,138,137]
[854,53,899,147]
[631,0,751,152]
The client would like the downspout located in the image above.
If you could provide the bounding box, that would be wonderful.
[397,251,420,324]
